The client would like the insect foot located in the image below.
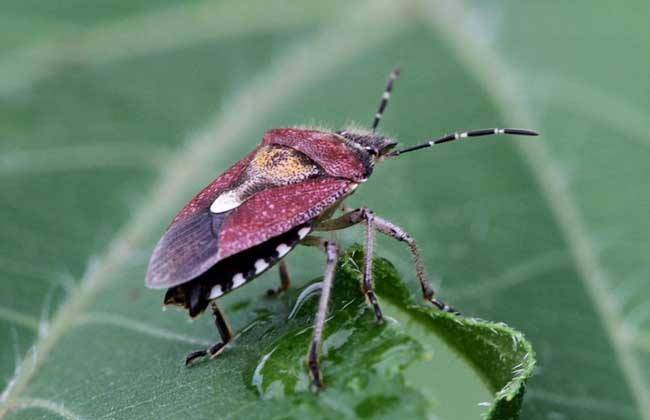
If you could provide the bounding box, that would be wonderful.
[428,296,462,316]
[185,350,208,367]
[266,260,291,297]
[308,342,324,391]
[185,341,228,367]
[184,302,232,367]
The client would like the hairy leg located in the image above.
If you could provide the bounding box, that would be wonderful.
[267,259,291,296]
[301,235,339,389]
[316,208,459,314]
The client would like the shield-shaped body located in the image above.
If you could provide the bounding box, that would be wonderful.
[145,129,366,316]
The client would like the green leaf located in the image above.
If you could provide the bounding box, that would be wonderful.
[1,0,647,419]
[218,245,534,419]
[344,246,535,420]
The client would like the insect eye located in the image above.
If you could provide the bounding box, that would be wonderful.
[365,147,378,156]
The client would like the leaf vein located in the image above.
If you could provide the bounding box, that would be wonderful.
[0,306,39,331]
[76,312,212,347]
[529,72,650,149]
[7,397,81,420]
[0,0,343,97]
[0,144,167,176]
[447,249,568,300]
[420,1,650,418]
[0,1,402,417]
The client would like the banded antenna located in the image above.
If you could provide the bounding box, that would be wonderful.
[371,68,400,132]
[392,128,539,156]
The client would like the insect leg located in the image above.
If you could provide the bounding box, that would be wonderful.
[362,210,384,322]
[317,208,459,315]
[301,235,339,389]
[267,260,291,296]
[370,215,460,315]
[185,301,233,366]
[316,209,384,322]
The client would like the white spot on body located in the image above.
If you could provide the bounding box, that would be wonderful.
[276,243,291,258]
[209,285,223,299]
[298,227,311,239]
[497,128,505,134]
[374,113,382,120]
[210,190,243,213]
[382,92,390,100]
[460,132,468,138]
[232,273,246,288]
[254,259,269,274]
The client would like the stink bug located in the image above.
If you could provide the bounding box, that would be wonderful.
[145,69,538,389]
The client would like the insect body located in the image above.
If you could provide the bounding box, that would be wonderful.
[145,69,538,389]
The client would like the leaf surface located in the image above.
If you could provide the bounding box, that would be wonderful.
[1,0,646,419]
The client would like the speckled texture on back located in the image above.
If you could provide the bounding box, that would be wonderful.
[172,148,258,223]
[146,128,360,289]
[217,177,355,260]
[263,128,368,181]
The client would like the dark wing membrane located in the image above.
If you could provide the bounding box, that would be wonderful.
[164,222,312,317]
[145,149,257,289]
[148,177,354,289]
[146,210,229,289]
[172,148,257,224]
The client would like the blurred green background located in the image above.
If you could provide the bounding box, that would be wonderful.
[1,0,649,419]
